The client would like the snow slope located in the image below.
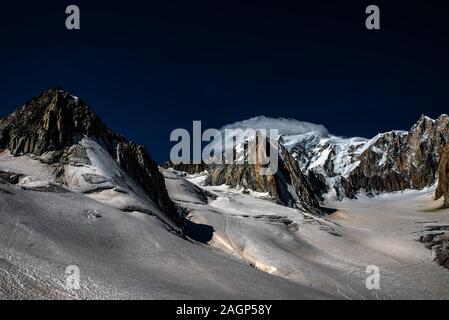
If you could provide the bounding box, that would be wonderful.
[0,147,329,299]
[165,170,449,299]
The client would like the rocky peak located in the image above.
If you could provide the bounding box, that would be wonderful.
[344,115,449,196]
[0,87,111,156]
[407,114,448,153]
[0,88,179,222]
[410,114,434,133]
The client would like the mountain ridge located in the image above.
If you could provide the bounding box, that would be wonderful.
[168,113,449,206]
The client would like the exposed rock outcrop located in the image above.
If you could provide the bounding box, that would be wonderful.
[307,170,328,202]
[162,161,207,175]
[436,143,449,206]
[167,133,322,214]
[0,88,109,156]
[346,115,449,196]
[418,224,449,269]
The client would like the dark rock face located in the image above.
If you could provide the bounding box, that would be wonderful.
[346,115,449,196]
[0,171,23,184]
[162,161,207,175]
[207,163,279,198]
[116,141,177,216]
[0,88,178,221]
[418,225,449,270]
[436,143,449,205]
[306,170,328,202]
[0,88,110,156]
[346,131,410,195]
[277,144,321,213]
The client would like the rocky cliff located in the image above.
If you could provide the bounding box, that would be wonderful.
[436,143,449,206]
[167,132,322,214]
[287,114,449,200]
[346,115,449,196]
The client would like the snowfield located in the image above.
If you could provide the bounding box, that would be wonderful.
[0,150,328,299]
[166,171,449,300]
[1,147,449,299]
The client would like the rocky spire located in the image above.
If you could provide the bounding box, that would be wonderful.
[0,87,111,155]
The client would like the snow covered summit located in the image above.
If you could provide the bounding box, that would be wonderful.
[0,87,179,223]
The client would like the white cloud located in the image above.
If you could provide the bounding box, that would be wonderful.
[209,116,329,153]
[220,115,329,137]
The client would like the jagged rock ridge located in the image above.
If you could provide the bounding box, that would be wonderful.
[346,115,449,196]
[286,114,449,200]
[168,114,449,209]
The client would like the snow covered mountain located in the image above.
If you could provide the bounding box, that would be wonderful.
[165,127,325,215]
[0,88,335,299]
[0,88,179,225]
[166,115,449,276]
[173,114,449,203]
[1,89,448,299]
[285,114,449,200]
[188,133,323,214]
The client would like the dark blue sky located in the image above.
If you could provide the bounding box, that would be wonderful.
[0,1,448,162]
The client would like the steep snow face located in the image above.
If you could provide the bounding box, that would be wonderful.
[280,132,374,200]
[284,130,413,199]
[70,138,169,217]
[284,133,369,177]
[0,139,176,229]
